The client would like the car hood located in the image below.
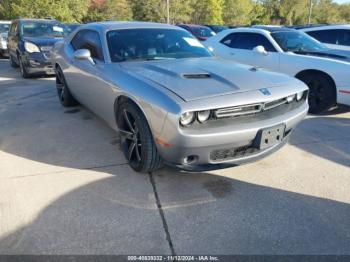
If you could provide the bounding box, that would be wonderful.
[293,49,350,62]
[120,57,294,102]
[23,36,63,47]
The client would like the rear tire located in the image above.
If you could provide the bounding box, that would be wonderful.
[296,72,336,114]
[117,101,163,173]
[55,66,79,107]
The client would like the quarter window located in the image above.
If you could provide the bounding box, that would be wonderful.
[306,30,338,44]
[336,29,350,46]
[221,32,276,52]
[71,29,104,61]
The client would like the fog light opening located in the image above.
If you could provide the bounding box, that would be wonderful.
[183,155,198,165]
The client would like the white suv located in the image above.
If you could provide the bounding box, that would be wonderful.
[205,26,350,113]
[301,25,350,51]
[0,21,11,57]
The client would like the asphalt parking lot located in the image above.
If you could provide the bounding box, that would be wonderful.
[0,58,350,255]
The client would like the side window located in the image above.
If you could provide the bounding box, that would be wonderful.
[337,29,350,46]
[220,33,238,48]
[222,33,276,52]
[71,30,85,50]
[71,30,104,61]
[306,30,337,44]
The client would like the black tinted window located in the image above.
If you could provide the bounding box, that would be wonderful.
[107,28,212,62]
[221,33,276,52]
[71,30,104,61]
[337,29,350,46]
[306,30,337,44]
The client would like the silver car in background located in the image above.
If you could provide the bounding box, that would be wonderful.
[51,22,308,173]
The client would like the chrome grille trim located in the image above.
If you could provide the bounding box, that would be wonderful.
[215,103,262,118]
[264,98,287,110]
[214,96,295,119]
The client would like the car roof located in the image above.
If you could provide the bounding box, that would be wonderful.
[82,21,181,31]
[251,25,296,32]
[15,18,60,23]
[178,24,210,29]
[300,24,350,31]
[0,21,11,24]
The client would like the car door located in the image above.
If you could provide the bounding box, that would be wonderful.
[67,29,115,123]
[218,32,280,71]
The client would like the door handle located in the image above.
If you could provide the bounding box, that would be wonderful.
[230,52,235,56]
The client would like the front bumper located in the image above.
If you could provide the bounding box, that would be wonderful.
[157,101,308,170]
[20,52,55,75]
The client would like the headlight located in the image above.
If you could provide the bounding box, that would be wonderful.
[197,110,211,123]
[180,112,195,126]
[24,42,40,53]
[296,91,304,101]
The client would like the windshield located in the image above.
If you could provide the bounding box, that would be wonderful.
[192,27,216,38]
[107,28,212,62]
[0,24,10,33]
[21,22,64,38]
[271,31,328,52]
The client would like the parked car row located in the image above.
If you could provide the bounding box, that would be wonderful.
[1,19,349,173]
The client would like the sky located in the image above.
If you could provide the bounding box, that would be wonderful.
[334,0,350,3]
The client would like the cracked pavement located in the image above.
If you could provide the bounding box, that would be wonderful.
[0,59,350,255]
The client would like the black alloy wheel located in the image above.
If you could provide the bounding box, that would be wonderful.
[55,66,79,107]
[297,73,335,114]
[117,101,163,173]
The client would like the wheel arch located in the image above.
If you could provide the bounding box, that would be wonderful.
[295,69,337,102]
[114,95,149,128]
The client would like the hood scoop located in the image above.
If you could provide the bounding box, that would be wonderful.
[182,73,211,79]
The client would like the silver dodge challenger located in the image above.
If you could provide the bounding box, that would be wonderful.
[50,22,309,173]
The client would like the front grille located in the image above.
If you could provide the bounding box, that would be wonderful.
[40,46,52,52]
[215,103,262,118]
[214,94,303,119]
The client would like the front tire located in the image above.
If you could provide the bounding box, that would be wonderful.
[18,55,31,78]
[55,66,79,107]
[297,73,336,114]
[117,101,163,173]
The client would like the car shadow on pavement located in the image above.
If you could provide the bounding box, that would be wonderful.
[289,116,350,167]
[0,172,350,255]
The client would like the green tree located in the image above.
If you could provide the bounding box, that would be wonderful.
[4,0,88,22]
[84,0,132,22]
[312,0,340,23]
[191,0,224,24]
[223,0,254,26]
[130,0,163,22]
[279,0,308,25]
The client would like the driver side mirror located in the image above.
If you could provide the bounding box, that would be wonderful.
[73,49,95,65]
[253,45,268,56]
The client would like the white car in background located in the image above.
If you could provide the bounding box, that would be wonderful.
[300,24,350,51]
[205,26,350,113]
[0,21,11,57]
